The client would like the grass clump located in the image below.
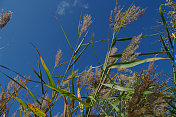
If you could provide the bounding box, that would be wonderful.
[0,0,176,117]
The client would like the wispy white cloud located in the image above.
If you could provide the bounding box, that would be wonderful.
[73,0,78,7]
[57,1,70,15]
[57,0,89,15]
[73,0,89,9]
[82,3,89,9]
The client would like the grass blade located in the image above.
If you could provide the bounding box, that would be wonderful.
[30,65,45,95]
[28,103,47,117]
[159,5,173,49]
[103,84,164,96]
[19,78,42,105]
[45,84,90,107]
[82,32,164,45]
[32,44,55,87]
[108,57,168,69]
[12,95,29,110]
[68,42,90,70]
[40,54,55,87]
[110,51,167,58]
[0,71,24,88]
[55,16,74,52]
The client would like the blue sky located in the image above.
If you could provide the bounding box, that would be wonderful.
[0,0,170,116]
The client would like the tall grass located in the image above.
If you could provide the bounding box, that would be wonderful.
[0,0,176,117]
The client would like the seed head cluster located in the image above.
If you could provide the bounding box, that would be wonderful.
[79,14,92,37]
[121,34,142,62]
[0,9,12,29]
[110,3,145,32]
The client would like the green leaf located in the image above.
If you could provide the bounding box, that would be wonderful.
[55,16,74,52]
[108,57,169,69]
[20,78,42,105]
[32,44,55,87]
[45,84,90,107]
[12,95,29,110]
[0,71,24,89]
[68,42,90,71]
[30,64,45,95]
[28,103,47,117]
[103,84,134,92]
[40,55,55,87]
[110,51,167,58]
[104,84,156,96]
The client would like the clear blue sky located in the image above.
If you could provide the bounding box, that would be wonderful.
[0,0,169,116]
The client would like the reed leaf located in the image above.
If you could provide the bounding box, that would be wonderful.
[103,84,167,96]
[159,5,174,49]
[55,16,74,52]
[20,78,42,105]
[110,51,167,58]
[108,57,168,69]
[32,44,56,87]
[45,84,90,107]
[28,103,47,117]
[12,95,29,110]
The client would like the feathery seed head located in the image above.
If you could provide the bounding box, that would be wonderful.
[0,9,12,29]
[54,49,62,68]
[109,3,145,32]
[79,14,92,37]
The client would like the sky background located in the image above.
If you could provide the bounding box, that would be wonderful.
[0,0,170,116]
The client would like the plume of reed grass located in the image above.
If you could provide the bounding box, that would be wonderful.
[54,49,62,69]
[0,9,12,29]
[127,61,168,117]
[79,14,92,38]
[109,1,145,33]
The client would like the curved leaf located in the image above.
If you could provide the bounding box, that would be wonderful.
[45,84,90,107]
[108,57,168,69]
[28,103,47,117]
[159,5,173,49]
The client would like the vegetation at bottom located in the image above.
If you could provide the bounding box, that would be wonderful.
[0,0,176,117]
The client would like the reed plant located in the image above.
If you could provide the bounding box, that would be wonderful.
[0,0,175,117]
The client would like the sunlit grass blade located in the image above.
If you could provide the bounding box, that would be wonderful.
[19,78,42,105]
[32,44,55,87]
[40,54,55,87]
[159,5,173,49]
[28,103,47,117]
[45,84,90,107]
[108,57,169,69]
[12,95,29,110]
[55,16,74,52]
